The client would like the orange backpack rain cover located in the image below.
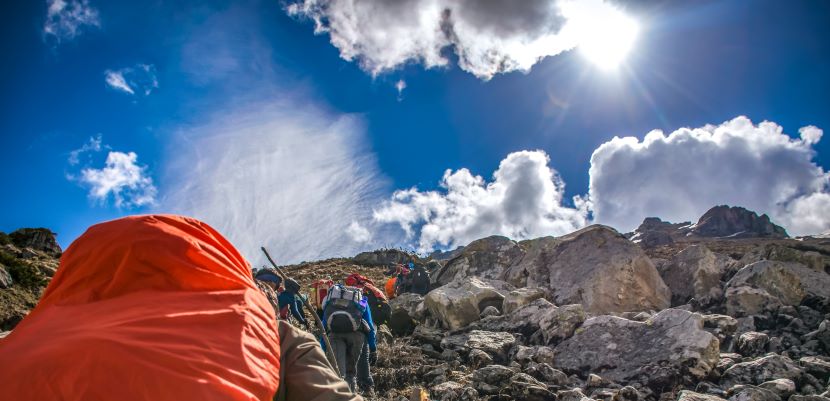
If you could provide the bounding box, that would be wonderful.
[0,215,280,400]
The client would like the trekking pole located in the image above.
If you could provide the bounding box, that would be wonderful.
[261,246,341,376]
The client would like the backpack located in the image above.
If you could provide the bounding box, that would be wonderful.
[363,287,391,326]
[323,285,367,333]
[409,266,431,295]
[310,279,334,311]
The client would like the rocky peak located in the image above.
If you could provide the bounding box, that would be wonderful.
[692,205,788,239]
[6,228,61,256]
[351,248,419,266]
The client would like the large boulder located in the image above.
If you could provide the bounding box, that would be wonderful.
[424,277,511,330]
[441,330,516,363]
[553,309,719,388]
[721,354,803,388]
[659,245,727,306]
[388,293,424,335]
[8,228,61,255]
[678,390,727,401]
[691,205,788,239]
[503,288,546,315]
[725,261,830,316]
[432,236,524,287]
[503,225,671,314]
[477,298,586,345]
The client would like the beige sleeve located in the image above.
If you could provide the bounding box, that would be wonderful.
[275,321,363,401]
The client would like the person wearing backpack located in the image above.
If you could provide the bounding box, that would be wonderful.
[344,273,391,327]
[408,264,431,296]
[255,268,309,330]
[322,284,377,393]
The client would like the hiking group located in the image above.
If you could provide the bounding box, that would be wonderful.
[0,214,433,401]
[253,258,434,398]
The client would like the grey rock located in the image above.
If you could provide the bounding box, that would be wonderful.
[412,324,444,347]
[726,261,830,316]
[758,379,795,399]
[503,288,546,315]
[677,390,728,401]
[503,225,671,314]
[524,362,569,386]
[614,386,641,401]
[425,277,510,331]
[803,320,830,351]
[432,236,524,287]
[0,264,12,289]
[352,249,416,266]
[471,365,516,394]
[798,356,830,381]
[477,298,586,345]
[721,354,803,388]
[737,332,770,357]
[705,314,739,347]
[788,396,830,401]
[468,349,493,368]
[559,388,593,401]
[691,206,788,239]
[480,305,500,318]
[727,385,781,401]
[388,293,424,335]
[554,309,719,387]
[587,374,603,388]
[430,381,479,401]
[508,372,556,401]
[8,228,62,255]
[441,330,516,364]
[658,245,727,306]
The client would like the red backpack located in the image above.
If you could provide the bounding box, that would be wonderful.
[310,279,334,311]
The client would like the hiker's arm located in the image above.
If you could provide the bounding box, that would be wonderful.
[276,321,361,401]
[361,306,377,352]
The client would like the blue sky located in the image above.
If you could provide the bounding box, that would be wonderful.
[2,0,830,263]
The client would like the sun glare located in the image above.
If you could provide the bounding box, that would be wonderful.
[567,4,640,70]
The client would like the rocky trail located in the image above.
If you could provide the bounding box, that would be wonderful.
[2,205,830,401]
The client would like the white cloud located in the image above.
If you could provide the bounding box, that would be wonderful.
[43,0,100,43]
[160,100,389,264]
[287,0,635,80]
[395,79,407,100]
[373,150,588,253]
[587,116,830,235]
[68,134,103,165]
[79,151,157,208]
[104,64,159,96]
[346,221,372,243]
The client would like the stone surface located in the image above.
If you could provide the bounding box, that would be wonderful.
[677,390,728,401]
[424,277,510,330]
[441,330,516,363]
[727,385,781,401]
[477,298,586,345]
[798,356,830,381]
[503,288,546,315]
[725,261,830,316]
[553,309,719,387]
[721,354,802,388]
[388,293,424,335]
[432,236,524,287]
[503,225,671,314]
[757,379,795,399]
[430,381,479,401]
[737,332,770,357]
[658,245,726,305]
[8,228,61,255]
[352,249,417,266]
[0,264,12,289]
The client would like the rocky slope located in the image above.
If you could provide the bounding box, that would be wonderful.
[2,205,829,401]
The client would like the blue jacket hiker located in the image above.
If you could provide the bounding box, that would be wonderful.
[321,284,376,395]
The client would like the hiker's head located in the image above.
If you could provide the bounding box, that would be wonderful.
[285,278,301,294]
[255,268,282,289]
[344,273,362,287]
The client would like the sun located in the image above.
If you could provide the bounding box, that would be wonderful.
[566,3,640,70]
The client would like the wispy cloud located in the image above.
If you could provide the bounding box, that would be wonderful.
[43,0,100,44]
[395,79,406,101]
[67,134,104,165]
[104,64,159,96]
[79,151,157,208]
[161,100,389,264]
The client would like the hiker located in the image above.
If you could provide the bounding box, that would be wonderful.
[394,261,414,295]
[279,278,310,330]
[0,215,362,401]
[345,273,391,327]
[408,263,431,296]
[255,268,309,330]
[322,284,377,394]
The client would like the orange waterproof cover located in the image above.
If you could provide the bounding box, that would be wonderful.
[0,215,280,400]
[384,277,397,299]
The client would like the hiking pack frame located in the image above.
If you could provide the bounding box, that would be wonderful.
[261,247,341,376]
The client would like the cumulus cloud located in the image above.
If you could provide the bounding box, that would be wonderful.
[104,64,159,96]
[588,116,830,235]
[160,101,389,264]
[346,221,372,243]
[287,0,632,80]
[373,150,588,252]
[43,0,100,43]
[78,151,157,208]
